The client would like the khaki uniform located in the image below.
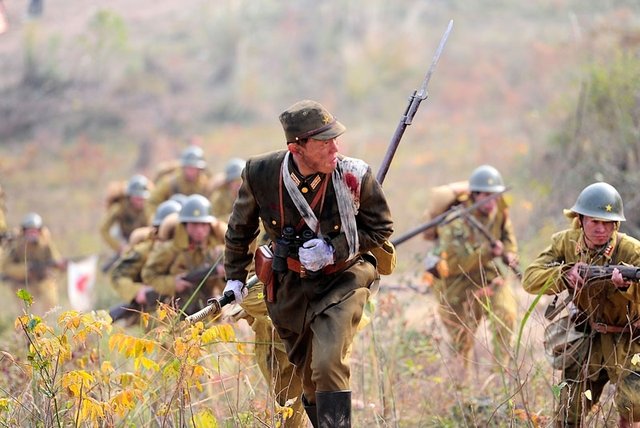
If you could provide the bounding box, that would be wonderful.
[1,228,63,316]
[141,223,225,315]
[523,227,640,425]
[146,170,211,215]
[210,186,236,220]
[110,228,155,302]
[100,199,149,252]
[433,200,518,368]
[225,150,393,403]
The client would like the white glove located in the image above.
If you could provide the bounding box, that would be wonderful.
[298,238,335,272]
[224,279,248,304]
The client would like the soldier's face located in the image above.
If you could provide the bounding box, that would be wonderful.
[473,192,497,215]
[185,222,211,244]
[290,137,339,175]
[183,166,201,182]
[581,216,615,248]
[130,196,145,210]
[24,228,40,243]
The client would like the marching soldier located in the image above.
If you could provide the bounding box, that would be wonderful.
[523,182,640,427]
[223,100,393,427]
[2,213,66,316]
[429,165,518,373]
[100,174,152,254]
[141,194,226,316]
[147,145,211,215]
[210,157,246,219]
[109,199,183,323]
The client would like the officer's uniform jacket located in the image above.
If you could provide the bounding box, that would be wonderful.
[141,223,225,297]
[523,227,640,327]
[224,150,393,364]
[100,199,149,251]
[147,170,211,214]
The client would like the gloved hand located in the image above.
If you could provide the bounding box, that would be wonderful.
[224,279,248,304]
[298,238,335,272]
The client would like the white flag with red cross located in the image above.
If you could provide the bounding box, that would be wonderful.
[67,255,98,312]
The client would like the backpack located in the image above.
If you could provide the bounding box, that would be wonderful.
[105,180,128,208]
[422,181,470,240]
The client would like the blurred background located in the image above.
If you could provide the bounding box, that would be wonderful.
[0,0,639,303]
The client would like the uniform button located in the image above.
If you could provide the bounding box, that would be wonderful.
[334,225,339,230]
[271,220,277,225]
[301,187,309,194]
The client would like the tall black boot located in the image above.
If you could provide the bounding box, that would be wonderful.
[302,394,318,428]
[316,390,351,428]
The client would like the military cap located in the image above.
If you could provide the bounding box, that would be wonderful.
[279,100,346,144]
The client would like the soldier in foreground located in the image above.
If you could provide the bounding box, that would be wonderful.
[428,165,518,373]
[223,100,393,427]
[2,213,66,316]
[523,182,640,427]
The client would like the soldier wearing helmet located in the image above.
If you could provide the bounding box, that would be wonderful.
[523,182,640,427]
[429,164,518,375]
[109,199,183,324]
[100,174,152,254]
[146,145,212,214]
[209,157,246,220]
[141,194,226,315]
[2,212,66,316]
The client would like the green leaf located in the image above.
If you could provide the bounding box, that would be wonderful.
[16,289,33,305]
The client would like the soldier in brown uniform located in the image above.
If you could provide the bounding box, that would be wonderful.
[523,182,640,428]
[2,213,66,316]
[109,199,182,321]
[210,157,246,219]
[223,100,393,427]
[100,174,152,254]
[147,146,212,215]
[142,194,226,316]
[430,165,518,372]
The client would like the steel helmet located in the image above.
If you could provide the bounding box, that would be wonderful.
[126,174,151,198]
[180,145,206,169]
[169,193,188,206]
[568,182,625,222]
[152,200,182,227]
[544,315,589,370]
[179,194,215,223]
[468,165,506,193]
[224,158,246,183]
[21,212,43,229]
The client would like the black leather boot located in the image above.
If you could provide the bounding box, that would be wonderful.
[302,395,318,428]
[316,390,351,428]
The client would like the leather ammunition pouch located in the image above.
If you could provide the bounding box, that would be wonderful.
[254,244,275,302]
[370,240,397,275]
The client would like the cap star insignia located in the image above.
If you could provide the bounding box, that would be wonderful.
[605,204,612,212]
[322,114,331,124]
[194,209,201,215]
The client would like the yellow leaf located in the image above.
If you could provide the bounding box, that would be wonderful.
[632,353,640,366]
[193,409,218,428]
[101,361,114,374]
[584,390,592,401]
[141,312,150,328]
[157,308,167,321]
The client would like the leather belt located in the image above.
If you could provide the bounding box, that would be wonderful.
[589,318,640,334]
[286,257,354,278]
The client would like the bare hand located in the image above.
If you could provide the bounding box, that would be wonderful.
[611,267,627,288]
[503,251,519,268]
[566,262,587,289]
[175,275,192,293]
[491,240,504,258]
[134,286,152,304]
